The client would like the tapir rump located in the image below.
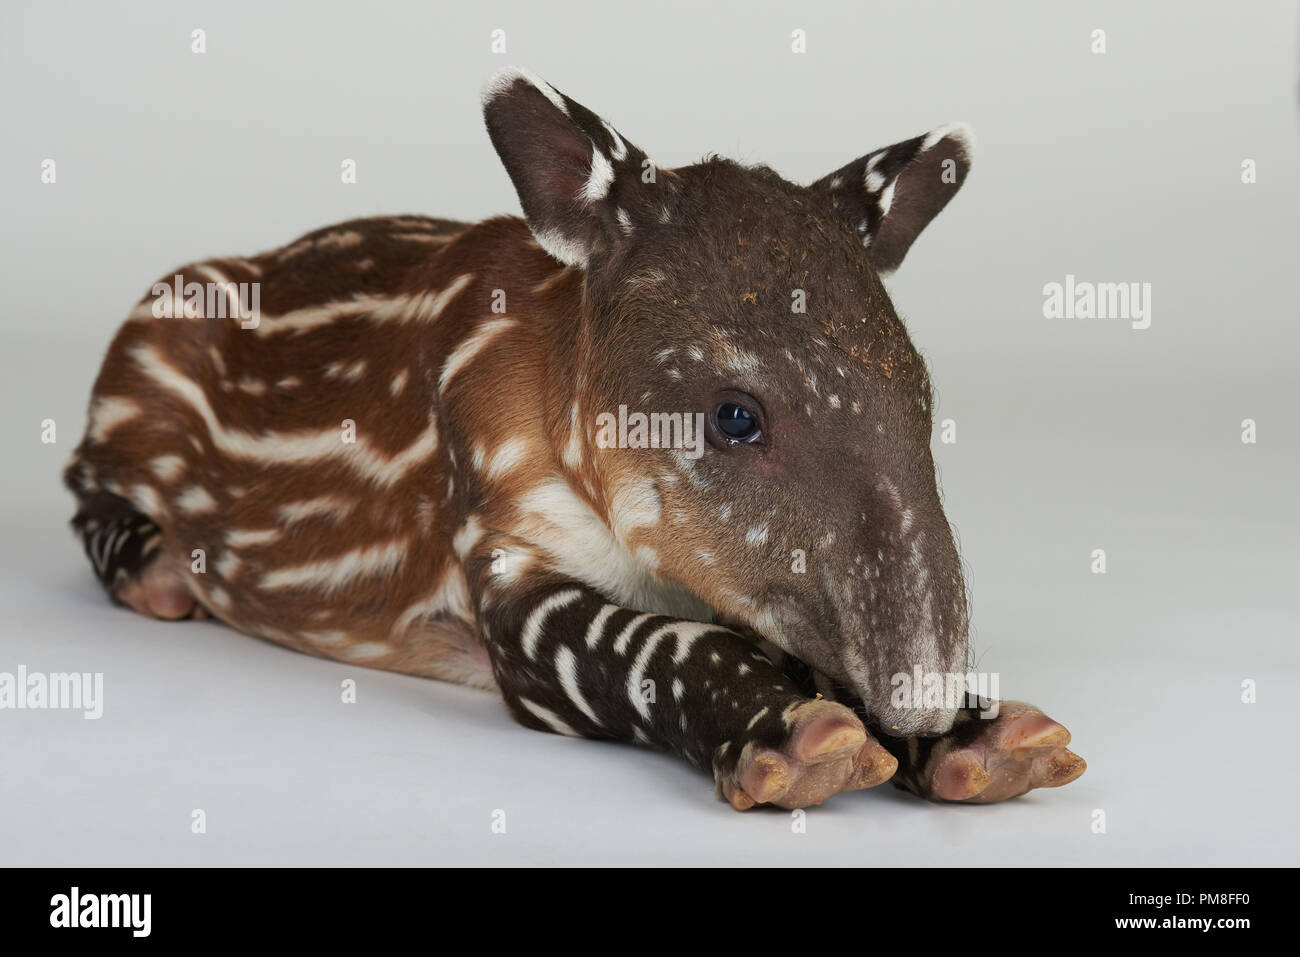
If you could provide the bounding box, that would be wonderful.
[64,69,1085,810]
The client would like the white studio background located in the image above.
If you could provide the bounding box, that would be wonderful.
[1,0,1297,865]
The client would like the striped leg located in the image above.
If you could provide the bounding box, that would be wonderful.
[468,561,897,809]
[69,490,202,620]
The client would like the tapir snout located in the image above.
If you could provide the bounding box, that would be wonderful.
[814,467,971,737]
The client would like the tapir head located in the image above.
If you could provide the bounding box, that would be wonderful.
[484,69,973,736]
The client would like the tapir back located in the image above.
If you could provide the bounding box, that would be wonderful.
[64,213,569,684]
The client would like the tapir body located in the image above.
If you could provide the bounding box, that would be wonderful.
[65,69,1084,809]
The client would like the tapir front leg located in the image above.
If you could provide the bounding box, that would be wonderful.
[465,548,897,809]
[869,703,1087,803]
[759,640,1088,804]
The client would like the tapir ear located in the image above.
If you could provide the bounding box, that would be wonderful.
[812,123,974,274]
[482,67,651,268]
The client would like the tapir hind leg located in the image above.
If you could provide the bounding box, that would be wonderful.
[68,490,206,621]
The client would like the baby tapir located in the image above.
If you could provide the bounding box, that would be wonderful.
[64,68,1085,810]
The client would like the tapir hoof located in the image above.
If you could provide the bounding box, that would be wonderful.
[115,559,205,621]
[917,702,1086,803]
[717,699,897,810]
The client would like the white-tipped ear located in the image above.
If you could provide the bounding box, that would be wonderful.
[482,67,650,268]
[481,66,571,115]
[813,123,974,274]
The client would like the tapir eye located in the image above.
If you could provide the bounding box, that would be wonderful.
[714,402,762,443]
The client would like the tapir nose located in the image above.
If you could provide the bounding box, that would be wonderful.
[870,698,961,738]
[832,476,970,737]
[855,573,969,737]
